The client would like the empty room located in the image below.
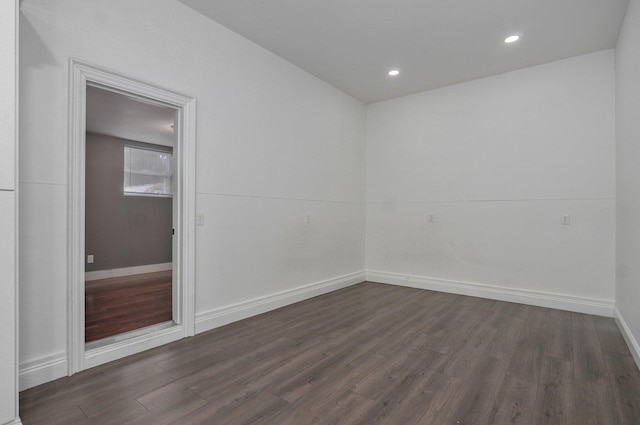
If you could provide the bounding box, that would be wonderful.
[2,0,640,424]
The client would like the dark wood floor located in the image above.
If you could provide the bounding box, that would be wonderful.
[85,271,172,343]
[22,282,640,424]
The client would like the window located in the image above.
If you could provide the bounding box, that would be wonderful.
[123,146,173,197]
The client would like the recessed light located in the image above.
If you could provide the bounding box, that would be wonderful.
[388,69,400,76]
[504,35,520,43]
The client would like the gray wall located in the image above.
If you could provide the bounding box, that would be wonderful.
[85,133,173,272]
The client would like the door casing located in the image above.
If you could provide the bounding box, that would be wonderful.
[68,59,196,374]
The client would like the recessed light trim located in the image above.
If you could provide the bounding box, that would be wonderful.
[504,35,520,43]
[388,69,400,76]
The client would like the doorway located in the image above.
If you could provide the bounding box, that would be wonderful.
[68,60,196,374]
[84,85,176,347]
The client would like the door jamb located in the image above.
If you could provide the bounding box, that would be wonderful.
[68,59,196,374]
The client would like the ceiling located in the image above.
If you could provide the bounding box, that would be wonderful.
[86,86,175,147]
[178,0,630,104]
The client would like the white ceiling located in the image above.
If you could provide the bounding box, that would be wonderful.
[86,86,175,147]
[178,0,630,104]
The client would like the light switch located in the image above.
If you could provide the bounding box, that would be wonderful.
[561,214,571,225]
[87,255,94,264]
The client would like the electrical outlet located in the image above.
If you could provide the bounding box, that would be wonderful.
[87,255,94,264]
[428,214,435,223]
[561,214,571,225]
[196,213,205,226]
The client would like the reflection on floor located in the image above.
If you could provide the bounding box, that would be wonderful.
[85,270,172,343]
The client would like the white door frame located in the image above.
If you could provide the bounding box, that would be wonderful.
[68,59,196,374]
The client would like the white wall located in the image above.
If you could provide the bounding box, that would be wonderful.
[367,50,616,314]
[0,0,19,422]
[18,0,631,392]
[0,1,16,191]
[19,0,365,385]
[0,194,17,425]
[616,0,640,366]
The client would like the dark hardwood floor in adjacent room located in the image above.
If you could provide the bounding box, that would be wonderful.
[85,270,173,343]
[22,282,640,424]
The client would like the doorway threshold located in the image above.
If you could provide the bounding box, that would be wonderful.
[85,320,175,351]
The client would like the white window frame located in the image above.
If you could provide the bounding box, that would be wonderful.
[123,145,174,198]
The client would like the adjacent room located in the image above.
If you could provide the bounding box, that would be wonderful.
[84,86,177,346]
[4,0,640,423]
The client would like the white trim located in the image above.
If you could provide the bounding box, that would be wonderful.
[20,272,365,389]
[366,270,615,317]
[84,321,173,351]
[614,307,640,371]
[18,353,67,391]
[196,271,365,334]
[19,325,187,389]
[68,59,196,375]
[7,1,21,423]
[85,262,172,281]
[83,325,185,370]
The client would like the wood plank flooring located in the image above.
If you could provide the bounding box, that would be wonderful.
[85,271,172,343]
[21,282,640,424]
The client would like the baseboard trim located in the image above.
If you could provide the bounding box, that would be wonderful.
[19,272,364,390]
[19,353,67,391]
[85,262,172,281]
[614,307,640,371]
[24,270,616,390]
[19,326,186,390]
[195,271,366,334]
[2,419,23,425]
[366,271,615,317]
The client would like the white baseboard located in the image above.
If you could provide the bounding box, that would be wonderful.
[19,272,364,390]
[25,269,618,391]
[19,352,67,391]
[614,307,640,371]
[195,271,366,334]
[366,270,615,317]
[85,262,172,281]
